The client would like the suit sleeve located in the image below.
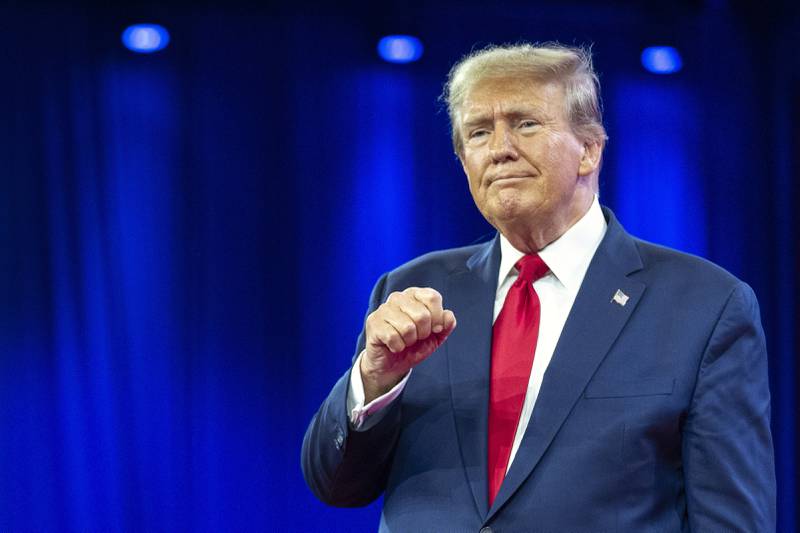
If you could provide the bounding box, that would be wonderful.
[683,282,776,531]
[301,272,404,507]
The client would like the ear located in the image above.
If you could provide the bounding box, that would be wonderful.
[578,141,603,176]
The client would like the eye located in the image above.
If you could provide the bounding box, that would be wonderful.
[519,119,539,129]
[468,129,489,140]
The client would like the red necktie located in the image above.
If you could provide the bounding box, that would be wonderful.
[487,254,549,506]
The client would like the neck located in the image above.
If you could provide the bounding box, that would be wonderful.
[498,193,594,254]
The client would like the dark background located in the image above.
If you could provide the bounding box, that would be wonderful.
[1,0,797,530]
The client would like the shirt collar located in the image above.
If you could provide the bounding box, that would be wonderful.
[497,195,607,292]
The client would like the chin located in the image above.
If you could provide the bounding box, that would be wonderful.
[489,192,534,220]
[483,206,527,229]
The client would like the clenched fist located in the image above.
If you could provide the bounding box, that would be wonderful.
[360,287,457,403]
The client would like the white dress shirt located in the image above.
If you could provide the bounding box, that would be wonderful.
[347,196,607,470]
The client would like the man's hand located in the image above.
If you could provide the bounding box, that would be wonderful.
[360,287,457,403]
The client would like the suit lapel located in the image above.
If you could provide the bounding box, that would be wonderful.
[446,237,500,519]
[486,209,646,520]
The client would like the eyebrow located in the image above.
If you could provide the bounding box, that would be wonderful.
[461,105,545,128]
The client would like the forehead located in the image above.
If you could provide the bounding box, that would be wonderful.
[459,77,566,123]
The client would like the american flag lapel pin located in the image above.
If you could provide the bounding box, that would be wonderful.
[612,289,629,306]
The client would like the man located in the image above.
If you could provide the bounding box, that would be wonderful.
[302,43,775,532]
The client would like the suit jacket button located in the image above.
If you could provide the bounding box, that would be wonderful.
[334,427,345,450]
[479,527,492,533]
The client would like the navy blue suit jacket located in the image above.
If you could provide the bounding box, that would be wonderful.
[302,208,775,532]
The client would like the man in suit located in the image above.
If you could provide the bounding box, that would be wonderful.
[302,43,775,532]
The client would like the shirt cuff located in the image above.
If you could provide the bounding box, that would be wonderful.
[347,350,411,431]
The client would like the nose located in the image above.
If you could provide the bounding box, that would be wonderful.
[488,124,519,163]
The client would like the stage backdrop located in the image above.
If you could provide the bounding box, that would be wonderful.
[0,2,796,531]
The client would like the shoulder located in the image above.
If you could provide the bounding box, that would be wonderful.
[382,240,493,287]
[395,242,488,273]
[630,237,754,306]
[601,207,753,305]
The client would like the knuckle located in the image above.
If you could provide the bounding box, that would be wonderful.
[400,323,416,337]
[367,326,383,342]
[386,291,403,304]
[419,288,442,305]
[366,311,384,328]
[407,308,429,324]
[379,330,398,346]
[388,335,404,350]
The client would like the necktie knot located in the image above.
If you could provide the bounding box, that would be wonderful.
[514,254,549,284]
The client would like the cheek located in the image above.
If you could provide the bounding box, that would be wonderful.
[543,135,581,174]
[462,158,485,192]
[543,135,566,161]
[466,175,481,201]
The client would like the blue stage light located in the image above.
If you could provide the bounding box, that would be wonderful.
[122,24,170,54]
[377,35,424,64]
[641,46,682,74]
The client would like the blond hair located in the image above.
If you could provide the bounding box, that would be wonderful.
[443,42,608,155]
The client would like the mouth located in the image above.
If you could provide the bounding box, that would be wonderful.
[488,174,533,185]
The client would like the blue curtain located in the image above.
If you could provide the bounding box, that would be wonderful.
[1,5,796,531]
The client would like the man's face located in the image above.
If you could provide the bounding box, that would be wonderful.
[458,77,597,240]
